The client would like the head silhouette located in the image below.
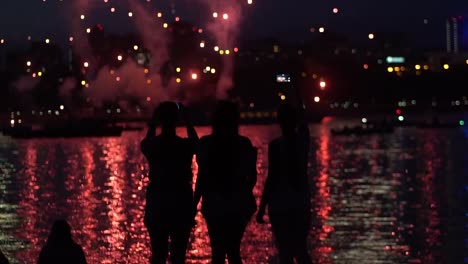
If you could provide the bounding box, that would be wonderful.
[157,101,179,130]
[212,100,239,136]
[47,219,72,245]
[277,103,298,135]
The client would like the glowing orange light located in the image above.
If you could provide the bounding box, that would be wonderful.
[314,96,321,103]
[191,73,198,80]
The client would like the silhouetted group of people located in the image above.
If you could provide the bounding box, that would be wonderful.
[142,100,312,264]
[0,99,312,264]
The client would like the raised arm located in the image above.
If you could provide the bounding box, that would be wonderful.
[180,103,199,142]
[145,108,158,139]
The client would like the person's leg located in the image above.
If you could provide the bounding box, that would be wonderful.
[147,223,169,264]
[269,213,295,264]
[225,215,248,264]
[206,216,227,264]
[293,211,312,264]
[169,218,192,264]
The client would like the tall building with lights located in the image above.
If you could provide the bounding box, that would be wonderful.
[446,16,468,53]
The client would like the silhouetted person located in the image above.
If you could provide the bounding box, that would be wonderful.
[37,220,87,264]
[193,101,257,264]
[141,102,198,264]
[0,249,8,264]
[257,103,312,264]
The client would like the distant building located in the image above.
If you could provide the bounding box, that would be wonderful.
[446,16,468,53]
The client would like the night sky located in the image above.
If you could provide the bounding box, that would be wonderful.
[0,0,466,49]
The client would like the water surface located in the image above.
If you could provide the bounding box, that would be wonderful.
[0,124,467,263]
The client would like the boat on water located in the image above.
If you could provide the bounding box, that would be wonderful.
[331,125,394,136]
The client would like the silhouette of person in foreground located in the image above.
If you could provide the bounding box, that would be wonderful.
[193,101,257,264]
[257,102,312,264]
[0,249,8,264]
[37,219,87,264]
[141,102,198,264]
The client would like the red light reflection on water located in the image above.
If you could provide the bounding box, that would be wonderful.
[2,125,464,263]
[313,126,334,262]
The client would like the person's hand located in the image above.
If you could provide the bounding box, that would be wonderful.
[149,107,159,126]
[256,211,266,224]
[178,103,190,121]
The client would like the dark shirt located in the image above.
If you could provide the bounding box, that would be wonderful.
[195,135,257,216]
[37,242,86,264]
[141,134,196,212]
[266,129,311,213]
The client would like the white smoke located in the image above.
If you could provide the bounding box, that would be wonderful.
[84,60,170,106]
[199,0,243,99]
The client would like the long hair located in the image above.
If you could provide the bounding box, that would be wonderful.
[212,100,240,136]
[277,103,298,135]
[46,220,73,245]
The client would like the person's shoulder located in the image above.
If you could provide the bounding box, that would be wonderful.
[141,136,159,145]
[199,135,213,144]
[269,137,281,147]
[238,135,253,147]
[71,242,86,255]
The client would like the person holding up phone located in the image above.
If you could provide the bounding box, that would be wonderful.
[141,102,199,264]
